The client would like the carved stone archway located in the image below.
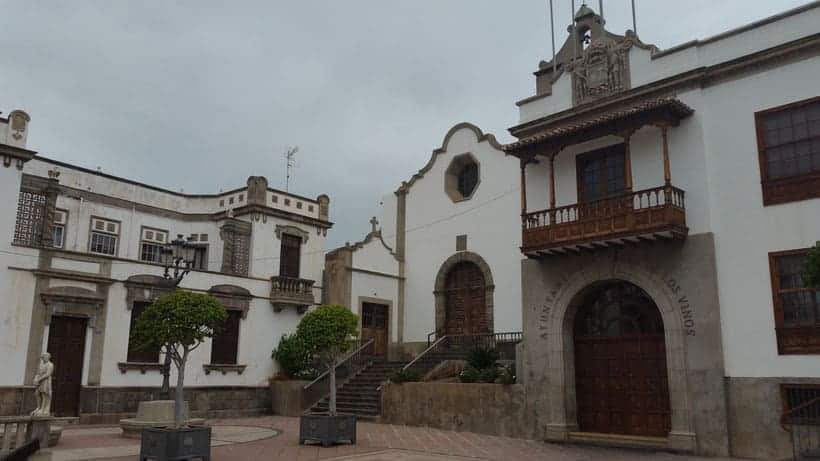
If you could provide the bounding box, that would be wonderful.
[433,251,495,335]
[542,261,695,452]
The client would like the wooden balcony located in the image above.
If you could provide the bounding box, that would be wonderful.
[522,185,688,256]
[270,276,315,314]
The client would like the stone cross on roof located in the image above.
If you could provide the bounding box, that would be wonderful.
[370,216,379,234]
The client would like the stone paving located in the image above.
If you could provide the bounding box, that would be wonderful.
[33,416,745,461]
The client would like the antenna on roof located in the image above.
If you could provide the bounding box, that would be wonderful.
[285,146,299,192]
[549,0,556,75]
[632,0,637,35]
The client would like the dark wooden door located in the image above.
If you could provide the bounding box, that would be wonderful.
[574,282,671,437]
[279,234,302,278]
[47,316,88,417]
[444,262,488,336]
[361,303,389,357]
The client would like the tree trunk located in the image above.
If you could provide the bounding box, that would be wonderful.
[329,359,337,416]
[174,351,187,428]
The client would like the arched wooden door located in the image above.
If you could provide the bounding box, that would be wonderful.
[444,262,488,336]
[574,281,671,437]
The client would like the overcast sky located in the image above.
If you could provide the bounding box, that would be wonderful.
[0,0,809,248]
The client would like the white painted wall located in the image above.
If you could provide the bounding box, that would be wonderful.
[699,56,820,378]
[399,126,522,342]
[348,236,400,342]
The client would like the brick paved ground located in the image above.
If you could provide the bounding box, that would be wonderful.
[44,416,745,461]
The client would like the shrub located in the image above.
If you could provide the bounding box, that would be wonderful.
[498,365,516,385]
[479,366,500,383]
[467,347,500,371]
[459,365,480,383]
[272,334,312,378]
[390,368,421,384]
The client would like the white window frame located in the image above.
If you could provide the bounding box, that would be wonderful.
[52,209,68,249]
[139,227,169,263]
[89,217,120,256]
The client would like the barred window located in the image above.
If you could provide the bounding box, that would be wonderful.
[13,190,47,246]
[211,310,241,365]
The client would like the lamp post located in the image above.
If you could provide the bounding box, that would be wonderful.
[158,234,196,400]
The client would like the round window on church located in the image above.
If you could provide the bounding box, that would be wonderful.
[445,153,480,202]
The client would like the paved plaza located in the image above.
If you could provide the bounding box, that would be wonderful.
[31,416,742,461]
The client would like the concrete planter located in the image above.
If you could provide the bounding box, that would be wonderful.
[298,413,356,447]
[140,425,211,461]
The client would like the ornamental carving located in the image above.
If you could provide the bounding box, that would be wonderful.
[570,39,630,106]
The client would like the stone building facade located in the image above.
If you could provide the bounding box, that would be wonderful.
[0,113,332,422]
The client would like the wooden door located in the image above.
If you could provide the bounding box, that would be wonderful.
[279,234,302,279]
[47,316,88,417]
[444,262,488,336]
[573,282,671,437]
[361,303,388,357]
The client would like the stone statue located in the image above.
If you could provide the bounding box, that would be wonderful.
[31,353,54,417]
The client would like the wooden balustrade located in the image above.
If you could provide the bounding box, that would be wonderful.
[522,185,688,255]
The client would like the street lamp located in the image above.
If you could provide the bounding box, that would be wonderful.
[159,234,196,399]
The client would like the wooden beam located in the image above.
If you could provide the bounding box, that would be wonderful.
[549,155,556,210]
[621,130,635,192]
[661,126,671,186]
[520,159,528,219]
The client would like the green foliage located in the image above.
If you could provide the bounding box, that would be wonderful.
[389,368,421,384]
[459,365,480,383]
[479,366,500,383]
[467,347,500,371]
[272,334,314,379]
[131,290,227,357]
[296,305,359,365]
[498,365,516,385]
[805,242,820,289]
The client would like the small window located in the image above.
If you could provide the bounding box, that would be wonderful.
[199,233,208,242]
[458,163,478,198]
[229,197,235,205]
[191,246,208,270]
[272,195,278,203]
[308,205,314,212]
[284,198,291,206]
[140,228,168,263]
[444,153,480,202]
[219,199,225,207]
[89,218,119,256]
[756,97,820,205]
[781,384,820,424]
[211,310,241,365]
[52,209,68,249]
[127,302,160,363]
[770,249,820,354]
[238,194,244,202]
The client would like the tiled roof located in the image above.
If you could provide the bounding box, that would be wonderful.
[504,98,694,152]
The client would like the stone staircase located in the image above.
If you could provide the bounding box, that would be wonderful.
[310,361,405,419]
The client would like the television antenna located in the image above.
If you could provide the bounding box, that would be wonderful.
[285,146,299,192]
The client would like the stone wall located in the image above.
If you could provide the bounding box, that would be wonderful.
[726,377,820,460]
[0,387,36,416]
[270,380,310,417]
[380,382,536,439]
[519,234,729,456]
[79,386,270,424]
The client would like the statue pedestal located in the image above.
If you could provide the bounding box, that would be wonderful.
[119,400,205,439]
[0,416,62,451]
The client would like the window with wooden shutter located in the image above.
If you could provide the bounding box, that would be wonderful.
[211,310,241,365]
[576,144,627,203]
[127,302,160,363]
[770,249,820,354]
[279,234,302,278]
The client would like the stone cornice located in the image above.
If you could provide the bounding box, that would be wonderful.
[1,143,36,170]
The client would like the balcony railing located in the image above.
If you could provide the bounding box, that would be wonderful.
[522,185,688,255]
[270,276,315,314]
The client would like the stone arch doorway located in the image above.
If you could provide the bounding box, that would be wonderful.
[434,252,495,336]
[573,281,671,437]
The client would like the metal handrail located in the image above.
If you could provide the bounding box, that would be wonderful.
[303,337,376,390]
[402,335,448,373]
[426,329,443,347]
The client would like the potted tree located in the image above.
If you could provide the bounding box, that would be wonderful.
[297,305,359,447]
[131,290,227,460]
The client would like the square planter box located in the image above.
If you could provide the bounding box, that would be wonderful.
[299,413,357,447]
[140,425,211,461]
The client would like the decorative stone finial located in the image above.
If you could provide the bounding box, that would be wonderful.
[370,216,379,234]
